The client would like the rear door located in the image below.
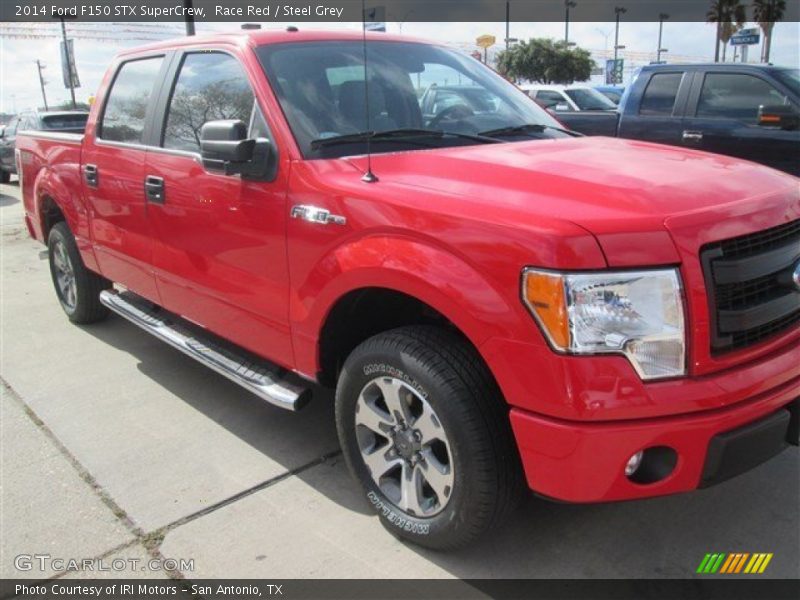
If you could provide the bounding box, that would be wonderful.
[82,53,170,302]
[681,70,800,174]
[617,69,693,145]
[143,47,294,364]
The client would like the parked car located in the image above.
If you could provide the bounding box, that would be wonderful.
[595,84,625,104]
[16,30,799,550]
[0,110,88,182]
[553,64,800,175]
[521,84,618,112]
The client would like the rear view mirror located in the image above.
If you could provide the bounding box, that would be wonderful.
[200,120,274,180]
[758,105,799,130]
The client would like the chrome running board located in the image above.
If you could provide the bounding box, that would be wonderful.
[99,290,311,411]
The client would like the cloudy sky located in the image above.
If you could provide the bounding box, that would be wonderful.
[1,19,798,112]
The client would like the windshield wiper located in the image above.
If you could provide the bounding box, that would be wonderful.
[310,128,500,149]
[479,123,583,138]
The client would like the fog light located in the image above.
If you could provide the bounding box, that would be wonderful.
[625,451,644,476]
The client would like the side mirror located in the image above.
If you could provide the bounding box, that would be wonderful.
[758,105,799,130]
[201,120,255,170]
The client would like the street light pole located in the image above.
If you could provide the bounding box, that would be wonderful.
[505,1,510,50]
[613,6,626,64]
[565,1,576,44]
[36,60,48,111]
[59,18,77,109]
[657,13,669,63]
[183,0,195,36]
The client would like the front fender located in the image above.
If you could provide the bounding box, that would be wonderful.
[290,233,530,377]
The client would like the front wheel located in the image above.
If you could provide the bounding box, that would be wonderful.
[48,222,111,324]
[335,326,524,550]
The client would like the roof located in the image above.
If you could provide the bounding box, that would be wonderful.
[641,62,785,70]
[118,28,434,57]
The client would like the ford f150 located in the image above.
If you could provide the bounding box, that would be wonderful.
[16,30,800,549]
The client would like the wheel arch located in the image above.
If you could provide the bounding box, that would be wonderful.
[296,235,525,388]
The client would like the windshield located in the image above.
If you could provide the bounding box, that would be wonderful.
[42,114,88,131]
[564,88,617,111]
[256,41,568,158]
[773,69,800,97]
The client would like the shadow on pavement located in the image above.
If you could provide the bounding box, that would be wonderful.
[81,316,799,578]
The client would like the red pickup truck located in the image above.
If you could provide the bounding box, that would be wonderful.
[17,29,799,549]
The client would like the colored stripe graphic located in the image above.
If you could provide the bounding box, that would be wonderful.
[758,553,773,573]
[699,553,774,574]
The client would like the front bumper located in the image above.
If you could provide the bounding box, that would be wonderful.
[509,382,798,503]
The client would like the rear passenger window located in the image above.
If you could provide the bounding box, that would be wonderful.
[639,73,683,116]
[162,52,256,153]
[100,57,163,143]
[696,73,789,122]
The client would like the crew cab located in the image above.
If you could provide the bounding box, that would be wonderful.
[552,63,800,175]
[16,30,800,550]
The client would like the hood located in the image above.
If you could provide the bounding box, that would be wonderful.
[345,137,797,266]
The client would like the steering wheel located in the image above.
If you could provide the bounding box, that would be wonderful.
[428,104,475,129]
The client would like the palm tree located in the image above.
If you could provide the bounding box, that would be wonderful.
[707,0,747,62]
[753,0,786,63]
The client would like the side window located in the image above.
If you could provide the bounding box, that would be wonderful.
[6,118,19,135]
[163,52,257,153]
[536,90,570,109]
[639,73,683,116]
[100,57,164,143]
[696,73,789,122]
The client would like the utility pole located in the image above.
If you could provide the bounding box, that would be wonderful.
[59,18,77,109]
[565,1,576,45]
[613,6,626,64]
[657,13,669,63]
[35,60,48,111]
[505,1,510,50]
[183,0,195,36]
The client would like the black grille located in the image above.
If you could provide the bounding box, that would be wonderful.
[701,219,800,353]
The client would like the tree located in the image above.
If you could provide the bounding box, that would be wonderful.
[754,0,786,63]
[707,0,747,62]
[496,38,594,85]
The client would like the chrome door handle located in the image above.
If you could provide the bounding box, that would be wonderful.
[682,130,703,142]
[291,205,346,226]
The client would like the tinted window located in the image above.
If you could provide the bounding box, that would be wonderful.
[163,52,256,152]
[697,73,789,121]
[773,69,800,96]
[100,57,163,143]
[42,114,88,131]
[639,73,683,115]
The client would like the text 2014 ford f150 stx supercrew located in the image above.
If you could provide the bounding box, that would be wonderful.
[16,30,800,549]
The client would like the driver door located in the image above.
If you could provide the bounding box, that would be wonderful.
[144,48,293,363]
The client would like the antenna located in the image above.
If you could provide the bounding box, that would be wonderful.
[361,0,378,183]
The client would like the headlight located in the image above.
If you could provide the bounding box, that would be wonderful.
[522,268,686,380]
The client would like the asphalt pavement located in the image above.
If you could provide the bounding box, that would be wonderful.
[1,179,797,581]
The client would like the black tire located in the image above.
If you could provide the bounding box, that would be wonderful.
[48,221,111,324]
[335,326,525,550]
[0,170,9,184]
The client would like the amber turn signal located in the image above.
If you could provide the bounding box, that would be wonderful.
[522,270,570,349]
